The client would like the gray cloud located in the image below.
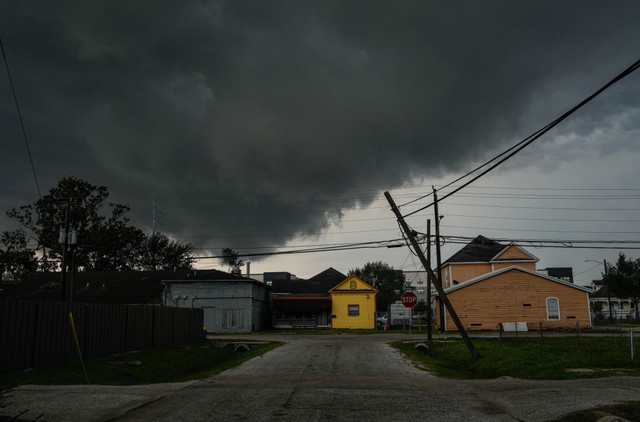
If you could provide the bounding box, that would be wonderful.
[2,1,640,257]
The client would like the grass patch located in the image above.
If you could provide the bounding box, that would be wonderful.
[548,400,640,421]
[393,336,640,379]
[0,340,281,390]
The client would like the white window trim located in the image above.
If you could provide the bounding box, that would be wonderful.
[546,297,560,320]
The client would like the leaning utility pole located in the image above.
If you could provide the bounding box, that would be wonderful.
[426,218,432,341]
[433,186,445,332]
[385,191,480,360]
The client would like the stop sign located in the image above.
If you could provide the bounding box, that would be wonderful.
[400,291,418,308]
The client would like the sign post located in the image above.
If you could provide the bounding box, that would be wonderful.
[401,291,418,308]
[401,291,418,335]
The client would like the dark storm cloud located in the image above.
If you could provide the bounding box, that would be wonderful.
[2,1,640,252]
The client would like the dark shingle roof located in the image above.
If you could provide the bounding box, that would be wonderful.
[307,267,347,284]
[0,270,255,304]
[271,267,347,294]
[444,235,505,264]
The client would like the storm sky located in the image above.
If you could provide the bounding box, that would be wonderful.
[2,1,640,282]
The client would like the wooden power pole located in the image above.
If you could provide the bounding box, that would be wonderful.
[426,218,432,341]
[385,191,480,360]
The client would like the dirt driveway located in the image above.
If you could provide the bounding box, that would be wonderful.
[2,334,639,421]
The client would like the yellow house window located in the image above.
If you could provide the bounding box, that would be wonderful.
[348,305,359,316]
[350,280,357,289]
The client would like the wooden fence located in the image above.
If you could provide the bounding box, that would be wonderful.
[0,299,204,373]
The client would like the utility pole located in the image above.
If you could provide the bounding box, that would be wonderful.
[433,186,445,332]
[152,199,157,237]
[604,259,613,320]
[59,198,71,302]
[426,218,432,341]
[385,191,480,359]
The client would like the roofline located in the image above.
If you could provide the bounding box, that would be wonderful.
[440,265,593,294]
[490,243,540,263]
[442,261,492,266]
[328,275,379,294]
[488,259,538,263]
[162,278,268,286]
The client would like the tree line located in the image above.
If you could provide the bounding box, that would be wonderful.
[0,177,195,280]
[602,253,640,321]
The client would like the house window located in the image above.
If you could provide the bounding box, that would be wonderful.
[546,297,560,320]
[348,305,359,316]
[222,309,244,328]
[350,280,357,289]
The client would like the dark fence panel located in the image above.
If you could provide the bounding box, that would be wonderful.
[153,307,174,346]
[1,299,203,374]
[189,308,204,342]
[32,301,86,368]
[126,305,154,351]
[173,308,191,344]
[0,299,37,373]
[85,303,127,358]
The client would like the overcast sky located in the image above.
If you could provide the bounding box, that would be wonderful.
[2,1,640,284]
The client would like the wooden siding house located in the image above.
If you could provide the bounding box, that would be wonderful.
[441,235,538,288]
[271,268,346,328]
[435,236,592,330]
[329,275,378,329]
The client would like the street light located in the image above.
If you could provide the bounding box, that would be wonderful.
[585,259,612,320]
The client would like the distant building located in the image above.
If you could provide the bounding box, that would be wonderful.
[538,267,574,283]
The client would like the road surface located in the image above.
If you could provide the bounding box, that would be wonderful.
[2,334,639,421]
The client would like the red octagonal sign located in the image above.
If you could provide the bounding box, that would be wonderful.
[400,291,418,308]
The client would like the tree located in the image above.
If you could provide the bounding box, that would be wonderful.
[348,261,405,311]
[220,248,243,274]
[137,233,194,271]
[0,229,38,281]
[603,253,640,321]
[6,177,195,272]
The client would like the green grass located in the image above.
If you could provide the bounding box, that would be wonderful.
[0,340,281,390]
[393,336,640,379]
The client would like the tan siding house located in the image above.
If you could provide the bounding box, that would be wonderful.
[441,237,539,288]
[436,266,592,330]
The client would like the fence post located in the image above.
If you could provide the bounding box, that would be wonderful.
[498,323,503,341]
[631,329,635,361]
[539,322,543,343]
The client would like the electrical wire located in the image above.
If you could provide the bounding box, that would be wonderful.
[402,56,640,218]
[1,36,41,199]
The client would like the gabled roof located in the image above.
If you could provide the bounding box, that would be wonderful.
[0,269,255,304]
[590,284,629,300]
[444,235,539,265]
[271,267,347,295]
[307,267,347,284]
[443,235,505,264]
[329,275,378,293]
[490,244,538,262]
[440,265,593,294]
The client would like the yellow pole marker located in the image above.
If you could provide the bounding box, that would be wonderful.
[69,311,90,384]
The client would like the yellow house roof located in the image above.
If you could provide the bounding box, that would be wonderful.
[328,275,378,293]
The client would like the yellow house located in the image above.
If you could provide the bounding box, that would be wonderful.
[329,275,378,329]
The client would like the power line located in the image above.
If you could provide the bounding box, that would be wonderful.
[403,56,640,218]
[1,36,41,199]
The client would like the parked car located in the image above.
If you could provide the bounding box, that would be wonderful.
[376,315,388,327]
